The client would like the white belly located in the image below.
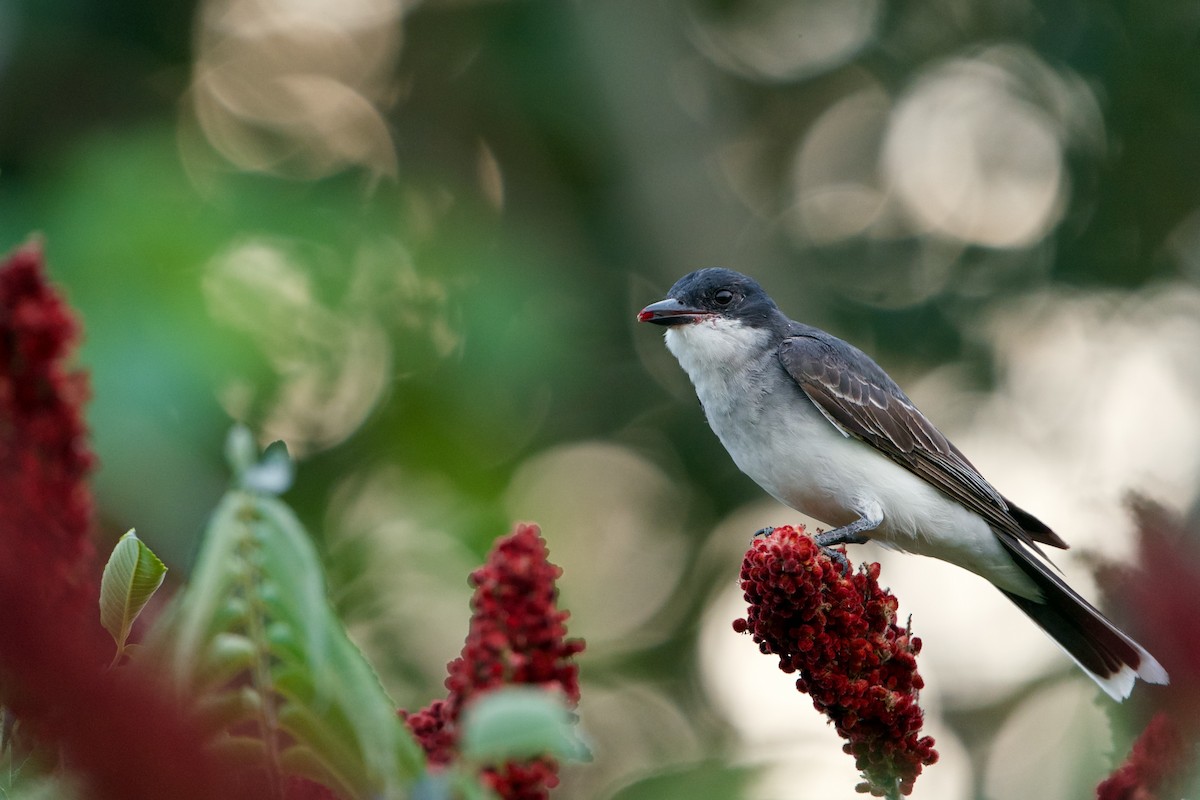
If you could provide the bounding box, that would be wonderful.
[665,324,1037,597]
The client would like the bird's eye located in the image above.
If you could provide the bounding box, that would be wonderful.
[714,289,735,306]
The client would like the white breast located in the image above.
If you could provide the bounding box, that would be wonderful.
[663,321,1037,597]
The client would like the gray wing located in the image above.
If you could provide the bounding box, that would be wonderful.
[778,333,1067,551]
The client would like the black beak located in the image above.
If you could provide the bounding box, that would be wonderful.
[637,298,711,326]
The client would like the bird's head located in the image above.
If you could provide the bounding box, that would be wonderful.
[637,267,777,329]
[638,268,782,371]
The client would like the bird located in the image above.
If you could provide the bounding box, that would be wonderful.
[638,266,1167,701]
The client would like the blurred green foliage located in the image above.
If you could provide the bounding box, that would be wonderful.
[3,0,1199,797]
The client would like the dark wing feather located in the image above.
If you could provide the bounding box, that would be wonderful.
[778,333,1068,551]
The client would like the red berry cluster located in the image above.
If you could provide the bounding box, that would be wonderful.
[733,525,937,797]
[402,524,585,800]
[401,698,456,765]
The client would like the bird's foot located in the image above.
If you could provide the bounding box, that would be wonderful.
[821,545,852,574]
[752,524,863,574]
[814,527,870,549]
[814,527,868,575]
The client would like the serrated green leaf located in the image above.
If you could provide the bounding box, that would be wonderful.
[99,530,168,665]
[196,633,258,691]
[271,664,318,705]
[460,688,590,764]
[143,485,426,797]
[195,686,262,735]
[252,494,426,780]
[276,704,366,796]
[209,736,270,767]
[156,492,256,687]
[279,744,355,799]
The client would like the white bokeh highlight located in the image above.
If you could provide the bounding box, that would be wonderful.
[984,679,1113,800]
[505,442,690,651]
[883,49,1067,248]
[690,0,881,83]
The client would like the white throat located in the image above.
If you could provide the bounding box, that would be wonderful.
[663,317,772,381]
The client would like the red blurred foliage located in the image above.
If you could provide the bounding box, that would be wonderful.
[1096,713,1189,800]
[1092,498,1200,797]
[1098,499,1200,725]
[733,525,937,797]
[0,241,95,615]
[0,242,255,800]
[401,523,585,800]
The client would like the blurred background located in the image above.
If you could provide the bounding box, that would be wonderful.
[2,0,1199,797]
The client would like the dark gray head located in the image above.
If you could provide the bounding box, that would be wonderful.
[638,267,779,328]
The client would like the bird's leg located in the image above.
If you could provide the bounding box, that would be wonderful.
[753,526,774,538]
[814,512,880,573]
[822,546,852,574]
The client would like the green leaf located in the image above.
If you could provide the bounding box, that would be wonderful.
[279,744,356,799]
[195,686,261,735]
[459,688,591,764]
[99,530,168,665]
[143,486,426,798]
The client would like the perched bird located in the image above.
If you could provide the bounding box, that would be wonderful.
[638,267,1167,700]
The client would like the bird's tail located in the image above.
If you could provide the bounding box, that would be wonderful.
[997,535,1168,701]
